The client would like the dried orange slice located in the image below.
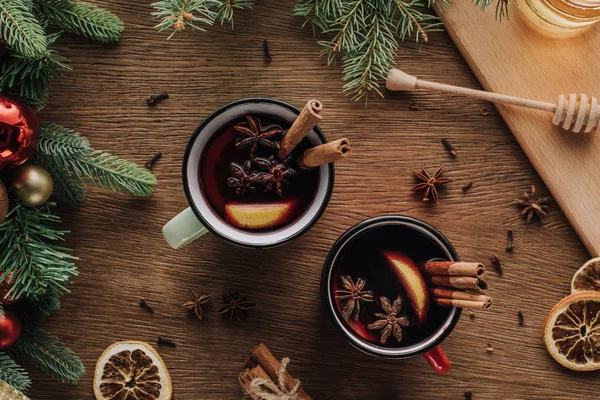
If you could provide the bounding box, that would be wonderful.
[93,341,172,400]
[571,257,600,293]
[543,291,600,371]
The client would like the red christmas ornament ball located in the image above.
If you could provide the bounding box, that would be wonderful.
[0,94,40,170]
[0,311,21,350]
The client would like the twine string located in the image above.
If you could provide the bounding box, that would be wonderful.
[246,357,301,400]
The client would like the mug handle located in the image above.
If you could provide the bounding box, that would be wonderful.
[162,207,209,249]
[423,345,451,374]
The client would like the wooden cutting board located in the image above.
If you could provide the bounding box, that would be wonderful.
[437,2,600,256]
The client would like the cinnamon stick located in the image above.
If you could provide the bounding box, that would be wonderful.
[244,344,312,400]
[434,297,490,310]
[279,99,323,159]
[423,261,484,277]
[430,287,492,309]
[239,365,272,399]
[426,275,488,291]
[298,138,351,169]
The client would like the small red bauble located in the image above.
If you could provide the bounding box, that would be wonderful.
[0,94,40,170]
[0,311,21,350]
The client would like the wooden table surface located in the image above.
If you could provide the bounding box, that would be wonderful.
[29,1,596,398]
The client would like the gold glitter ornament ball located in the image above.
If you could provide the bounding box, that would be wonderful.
[11,165,53,207]
[0,379,29,399]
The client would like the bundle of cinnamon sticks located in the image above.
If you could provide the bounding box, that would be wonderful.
[423,260,492,311]
[239,344,312,400]
[280,99,351,168]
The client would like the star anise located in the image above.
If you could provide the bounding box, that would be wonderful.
[227,160,271,195]
[367,296,410,344]
[516,185,549,223]
[411,166,452,204]
[234,115,281,159]
[254,156,297,197]
[217,291,255,325]
[182,289,211,320]
[334,276,374,321]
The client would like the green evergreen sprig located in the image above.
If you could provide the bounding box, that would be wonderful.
[0,33,71,109]
[0,203,78,301]
[31,123,157,204]
[473,0,510,20]
[152,0,215,39]
[0,353,30,392]
[33,0,124,43]
[9,326,84,384]
[296,0,442,101]
[214,0,254,26]
[152,0,254,38]
[0,0,47,58]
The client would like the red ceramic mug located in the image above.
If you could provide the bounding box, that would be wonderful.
[321,215,461,374]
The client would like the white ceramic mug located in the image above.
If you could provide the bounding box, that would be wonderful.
[162,98,335,249]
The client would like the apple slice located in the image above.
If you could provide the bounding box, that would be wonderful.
[382,251,430,327]
[225,200,298,230]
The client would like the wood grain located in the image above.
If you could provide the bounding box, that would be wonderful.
[26,0,595,398]
[438,1,600,256]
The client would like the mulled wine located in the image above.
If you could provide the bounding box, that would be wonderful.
[199,114,319,232]
[330,223,453,348]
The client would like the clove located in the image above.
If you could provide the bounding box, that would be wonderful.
[146,92,169,106]
[506,230,514,252]
[263,40,272,63]
[518,311,524,326]
[145,152,162,169]
[441,138,457,157]
[490,254,503,276]
[139,299,154,313]
[462,182,473,193]
[157,336,176,348]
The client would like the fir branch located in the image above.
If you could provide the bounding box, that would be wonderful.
[77,151,157,197]
[12,86,49,112]
[341,2,399,101]
[31,123,157,199]
[214,0,254,27]
[307,0,437,101]
[0,203,78,300]
[152,0,215,39]
[472,0,510,20]
[0,34,71,105]
[0,0,47,58]
[30,123,89,205]
[10,326,84,384]
[33,0,124,43]
[0,354,30,392]
[33,123,93,160]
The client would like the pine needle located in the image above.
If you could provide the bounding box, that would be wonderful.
[9,326,84,384]
[0,353,30,392]
[0,33,71,104]
[0,0,47,58]
[31,123,157,202]
[78,151,158,197]
[152,0,215,39]
[33,0,124,43]
[0,203,78,301]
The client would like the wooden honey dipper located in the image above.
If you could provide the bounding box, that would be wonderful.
[386,68,599,133]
